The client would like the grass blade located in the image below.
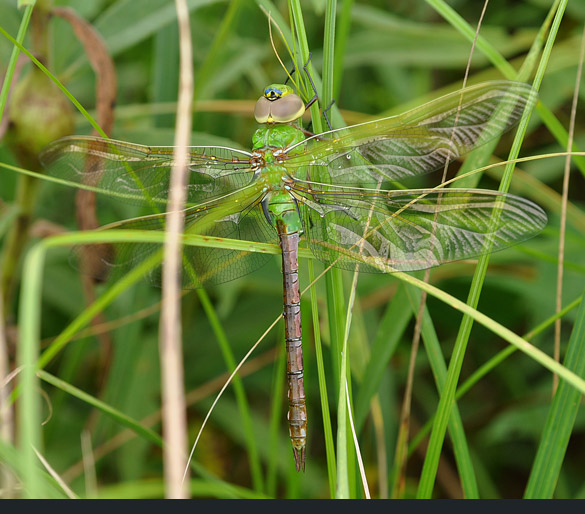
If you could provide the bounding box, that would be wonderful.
[354,282,412,431]
[416,0,566,498]
[38,370,162,446]
[523,285,585,498]
[17,243,44,497]
[307,259,336,495]
[0,3,32,124]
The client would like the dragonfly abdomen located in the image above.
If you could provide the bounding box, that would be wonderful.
[277,220,307,472]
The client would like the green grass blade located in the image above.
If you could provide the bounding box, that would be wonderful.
[37,238,168,369]
[307,259,336,496]
[196,289,265,492]
[354,282,411,430]
[18,232,271,494]
[84,0,226,60]
[38,370,162,446]
[425,0,517,76]
[193,0,243,101]
[384,273,585,396]
[17,242,45,497]
[152,22,179,128]
[0,3,33,124]
[404,285,479,498]
[334,290,351,499]
[416,1,566,498]
[0,25,106,137]
[266,328,285,496]
[428,0,585,178]
[524,287,585,498]
[332,0,353,103]
[0,438,69,498]
[409,295,583,459]
[32,228,287,369]
[321,0,345,496]
[321,0,336,113]
[289,0,350,491]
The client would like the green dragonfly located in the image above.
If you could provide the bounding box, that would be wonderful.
[40,80,546,472]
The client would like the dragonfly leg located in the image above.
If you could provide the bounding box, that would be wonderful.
[284,51,313,85]
[322,99,335,130]
[304,69,335,130]
[285,52,321,114]
[299,52,319,109]
[301,108,334,136]
[261,196,274,226]
[290,194,302,224]
[286,52,335,132]
[303,58,335,130]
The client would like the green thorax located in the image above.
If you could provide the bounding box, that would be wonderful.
[252,122,305,152]
[266,190,302,234]
[252,123,305,234]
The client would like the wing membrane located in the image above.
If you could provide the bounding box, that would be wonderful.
[73,183,275,288]
[40,136,255,209]
[300,187,547,272]
[283,81,537,186]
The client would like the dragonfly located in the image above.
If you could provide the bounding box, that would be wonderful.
[39,80,547,472]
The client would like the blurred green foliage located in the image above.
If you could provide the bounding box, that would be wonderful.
[1,0,584,500]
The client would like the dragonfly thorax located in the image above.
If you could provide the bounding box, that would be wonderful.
[263,189,303,234]
[252,124,305,151]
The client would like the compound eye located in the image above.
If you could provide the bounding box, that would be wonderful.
[270,93,305,123]
[254,96,271,123]
[264,87,282,100]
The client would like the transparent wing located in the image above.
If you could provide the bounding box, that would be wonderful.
[283,81,537,187]
[299,187,547,272]
[39,136,256,209]
[73,184,276,288]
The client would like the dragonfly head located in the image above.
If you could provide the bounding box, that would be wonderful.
[254,83,305,124]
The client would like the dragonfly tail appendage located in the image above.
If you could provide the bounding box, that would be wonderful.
[288,358,307,473]
[293,446,306,473]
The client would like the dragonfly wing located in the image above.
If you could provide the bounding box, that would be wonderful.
[179,203,276,287]
[72,184,276,288]
[300,188,547,272]
[283,81,537,186]
[40,136,255,210]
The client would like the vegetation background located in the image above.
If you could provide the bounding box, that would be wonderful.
[0,0,584,499]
